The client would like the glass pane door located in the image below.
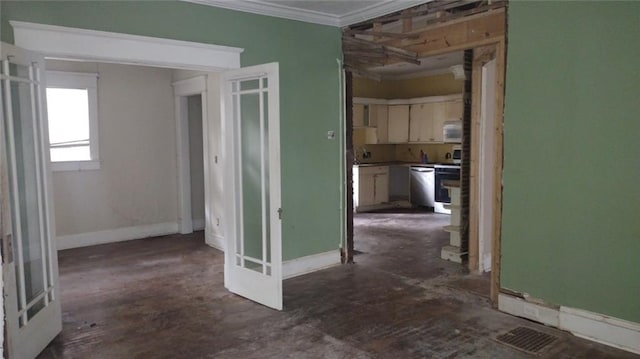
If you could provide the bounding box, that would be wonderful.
[233,77,272,275]
[223,63,282,310]
[1,42,61,359]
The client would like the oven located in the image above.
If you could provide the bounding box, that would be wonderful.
[434,165,461,204]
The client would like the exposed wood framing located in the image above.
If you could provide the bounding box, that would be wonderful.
[345,29,419,39]
[402,10,413,33]
[490,39,506,307]
[381,9,506,59]
[342,36,420,65]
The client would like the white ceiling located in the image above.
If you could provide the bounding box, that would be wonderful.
[369,51,463,78]
[185,0,429,27]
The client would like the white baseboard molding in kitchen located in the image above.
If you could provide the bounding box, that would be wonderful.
[56,221,179,250]
[283,250,341,279]
[499,293,640,354]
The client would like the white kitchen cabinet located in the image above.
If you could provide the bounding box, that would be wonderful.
[409,101,450,143]
[353,103,365,127]
[370,104,388,143]
[430,102,448,142]
[354,166,389,211]
[387,105,409,143]
[446,99,463,121]
[409,103,434,142]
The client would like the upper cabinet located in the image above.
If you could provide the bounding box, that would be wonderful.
[353,94,462,145]
[353,103,366,127]
[387,105,410,143]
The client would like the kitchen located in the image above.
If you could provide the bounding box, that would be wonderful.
[350,51,467,264]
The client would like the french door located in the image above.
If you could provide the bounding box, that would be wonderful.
[221,63,282,310]
[0,43,62,358]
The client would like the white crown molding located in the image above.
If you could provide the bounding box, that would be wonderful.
[183,0,430,27]
[340,0,430,27]
[10,21,243,71]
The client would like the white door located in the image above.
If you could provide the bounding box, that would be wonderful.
[0,43,62,358]
[221,63,282,310]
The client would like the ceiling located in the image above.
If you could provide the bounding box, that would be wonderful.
[369,51,463,78]
[185,0,429,27]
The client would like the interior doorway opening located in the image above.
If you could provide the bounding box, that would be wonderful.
[341,1,506,305]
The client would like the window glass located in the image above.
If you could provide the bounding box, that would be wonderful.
[46,88,91,162]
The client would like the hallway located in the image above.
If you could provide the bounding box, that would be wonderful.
[37,214,637,358]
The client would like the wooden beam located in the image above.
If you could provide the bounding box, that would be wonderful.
[372,22,383,41]
[490,39,506,308]
[402,10,412,32]
[345,29,419,39]
[343,36,421,65]
[387,9,506,59]
[344,56,385,67]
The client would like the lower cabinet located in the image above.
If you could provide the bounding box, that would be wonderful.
[354,166,389,211]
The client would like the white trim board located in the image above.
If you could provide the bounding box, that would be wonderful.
[56,222,179,250]
[283,250,341,280]
[184,0,428,27]
[499,293,640,355]
[205,233,224,251]
[10,21,243,71]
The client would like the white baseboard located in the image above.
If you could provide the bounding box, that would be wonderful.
[205,231,224,251]
[56,222,179,250]
[283,250,341,279]
[499,293,640,354]
[560,306,640,354]
[192,218,205,231]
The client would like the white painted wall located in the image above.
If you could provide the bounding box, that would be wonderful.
[188,95,205,228]
[46,60,178,245]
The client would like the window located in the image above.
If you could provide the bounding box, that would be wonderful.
[46,71,99,171]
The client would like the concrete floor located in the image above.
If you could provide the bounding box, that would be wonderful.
[37,211,638,358]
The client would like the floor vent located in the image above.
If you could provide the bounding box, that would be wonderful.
[495,326,558,355]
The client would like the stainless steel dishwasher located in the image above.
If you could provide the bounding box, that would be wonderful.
[410,167,435,208]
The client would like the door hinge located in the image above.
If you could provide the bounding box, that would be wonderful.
[277,208,283,220]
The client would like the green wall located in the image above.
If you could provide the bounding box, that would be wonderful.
[502,2,640,322]
[0,1,343,261]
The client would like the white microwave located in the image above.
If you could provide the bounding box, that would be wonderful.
[443,120,462,143]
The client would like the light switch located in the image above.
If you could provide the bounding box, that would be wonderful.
[327,130,335,140]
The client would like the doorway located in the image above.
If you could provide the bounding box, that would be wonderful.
[3,21,285,357]
[341,2,506,304]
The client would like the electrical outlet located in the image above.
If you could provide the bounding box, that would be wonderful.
[524,304,539,318]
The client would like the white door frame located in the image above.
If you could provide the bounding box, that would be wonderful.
[10,21,242,238]
[4,21,244,353]
[172,76,208,235]
[478,58,497,273]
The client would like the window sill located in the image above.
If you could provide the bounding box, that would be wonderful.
[51,160,101,172]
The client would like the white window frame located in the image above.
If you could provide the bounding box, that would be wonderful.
[46,70,100,171]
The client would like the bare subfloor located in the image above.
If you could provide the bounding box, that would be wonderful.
[39,212,637,358]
